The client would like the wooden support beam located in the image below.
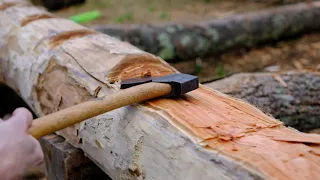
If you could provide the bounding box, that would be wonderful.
[40,134,111,180]
[1,1,320,180]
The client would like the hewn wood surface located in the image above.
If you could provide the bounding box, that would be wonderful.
[93,1,320,60]
[1,1,320,180]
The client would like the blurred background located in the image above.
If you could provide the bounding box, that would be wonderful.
[30,0,319,83]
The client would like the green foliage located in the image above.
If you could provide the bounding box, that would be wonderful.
[115,12,133,23]
[69,10,101,24]
[159,12,170,20]
[195,58,203,74]
[216,63,227,77]
[148,7,156,12]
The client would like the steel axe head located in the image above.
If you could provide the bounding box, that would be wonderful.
[120,73,199,97]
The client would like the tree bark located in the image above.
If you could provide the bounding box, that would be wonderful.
[205,71,320,132]
[2,1,320,180]
[93,1,320,61]
[253,0,318,5]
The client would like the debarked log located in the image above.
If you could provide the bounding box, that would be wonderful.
[1,1,320,180]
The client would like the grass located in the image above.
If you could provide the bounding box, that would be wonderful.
[159,12,170,20]
[114,12,133,23]
[216,63,227,78]
[148,7,156,12]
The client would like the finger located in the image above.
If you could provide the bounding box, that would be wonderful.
[9,108,33,131]
[27,136,44,167]
[18,136,44,170]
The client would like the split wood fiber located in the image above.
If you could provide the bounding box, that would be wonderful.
[1,1,320,180]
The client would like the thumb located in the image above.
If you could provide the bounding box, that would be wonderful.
[8,108,33,131]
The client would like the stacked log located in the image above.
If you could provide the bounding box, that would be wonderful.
[93,2,320,60]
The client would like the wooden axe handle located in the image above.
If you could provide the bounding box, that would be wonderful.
[28,82,171,139]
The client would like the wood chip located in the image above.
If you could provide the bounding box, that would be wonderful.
[293,61,303,70]
[273,74,287,87]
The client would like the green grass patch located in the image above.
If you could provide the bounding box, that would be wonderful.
[115,12,133,23]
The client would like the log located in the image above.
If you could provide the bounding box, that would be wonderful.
[1,1,320,180]
[3,70,320,179]
[205,71,320,132]
[3,67,320,179]
[253,0,317,5]
[93,2,320,61]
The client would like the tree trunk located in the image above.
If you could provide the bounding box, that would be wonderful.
[1,1,320,180]
[93,1,320,61]
[205,71,320,132]
[253,0,318,5]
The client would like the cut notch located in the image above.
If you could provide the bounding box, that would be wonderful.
[49,29,98,48]
[21,14,55,26]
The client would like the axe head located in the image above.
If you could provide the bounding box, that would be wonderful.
[120,73,199,97]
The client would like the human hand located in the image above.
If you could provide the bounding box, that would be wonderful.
[0,108,44,180]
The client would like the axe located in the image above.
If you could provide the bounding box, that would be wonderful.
[28,73,199,139]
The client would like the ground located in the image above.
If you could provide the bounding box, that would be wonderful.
[54,0,273,25]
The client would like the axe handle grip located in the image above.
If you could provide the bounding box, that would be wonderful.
[28,82,171,139]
